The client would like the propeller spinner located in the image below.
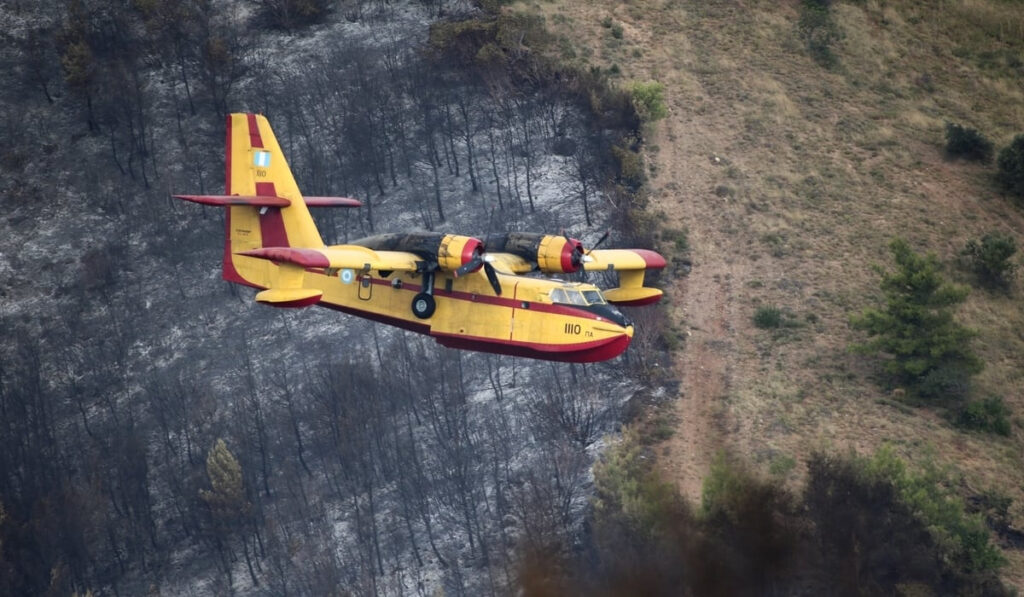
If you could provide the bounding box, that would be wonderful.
[453,244,503,296]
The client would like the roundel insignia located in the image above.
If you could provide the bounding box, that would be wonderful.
[340,269,355,284]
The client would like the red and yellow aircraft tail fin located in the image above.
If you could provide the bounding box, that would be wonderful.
[174,114,361,305]
[218,113,323,287]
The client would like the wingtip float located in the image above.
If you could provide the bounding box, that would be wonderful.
[175,113,665,363]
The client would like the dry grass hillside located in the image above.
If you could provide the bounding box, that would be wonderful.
[513,0,1024,585]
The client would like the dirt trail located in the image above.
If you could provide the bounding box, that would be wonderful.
[662,260,737,500]
[624,7,757,502]
[534,0,760,501]
[527,0,744,503]
[649,111,754,502]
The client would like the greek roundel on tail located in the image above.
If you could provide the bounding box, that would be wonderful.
[175,113,666,363]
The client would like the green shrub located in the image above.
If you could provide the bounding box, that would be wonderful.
[753,305,783,329]
[973,489,1014,533]
[664,227,689,252]
[996,134,1024,199]
[864,448,1006,577]
[593,428,677,537]
[961,232,1017,290]
[917,366,972,403]
[612,144,645,189]
[798,0,842,69]
[806,450,1008,593]
[769,454,797,477]
[753,305,782,329]
[956,396,1012,436]
[541,445,1009,595]
[628,80,668,122]
[945,122,994,162]
[850,239,983,399]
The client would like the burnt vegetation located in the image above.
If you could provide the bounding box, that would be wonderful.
[0,1,664,594]
[0,0,1015,595]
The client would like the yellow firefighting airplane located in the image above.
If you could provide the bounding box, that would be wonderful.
[175,113,665,362]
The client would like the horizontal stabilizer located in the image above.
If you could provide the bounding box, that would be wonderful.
[239,246,420,272]
[304,196,362,208]
[174,194,291,207]
[239,247,333,268]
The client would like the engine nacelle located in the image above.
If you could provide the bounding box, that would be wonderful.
[485,232,584,274]
[437,234,484,272]
[349,232,484,272]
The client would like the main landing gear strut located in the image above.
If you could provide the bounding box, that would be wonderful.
[411,269,436,319]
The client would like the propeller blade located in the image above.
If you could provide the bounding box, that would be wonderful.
[484,262,502,295]
[587,230,611,254]
[454,254,483,278]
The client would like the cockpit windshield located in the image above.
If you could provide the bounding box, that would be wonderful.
[549,285,606,306]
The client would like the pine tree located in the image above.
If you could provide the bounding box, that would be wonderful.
[200,439,261,586]
[200,439,250,526]
[962,232,1017,290]
[850,239,983,401]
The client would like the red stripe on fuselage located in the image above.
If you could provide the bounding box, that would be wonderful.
[434,331,631,363]
[247,113,264,148]
[320,299,628,362]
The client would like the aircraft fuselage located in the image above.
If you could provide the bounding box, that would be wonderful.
[242,256,634,363]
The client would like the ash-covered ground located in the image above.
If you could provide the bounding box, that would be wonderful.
[0,2,667,594]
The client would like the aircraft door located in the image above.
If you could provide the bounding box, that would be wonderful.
[510,281,524,339]
[358,274,373,301]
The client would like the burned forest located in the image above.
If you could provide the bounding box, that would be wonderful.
[0,1,666,595]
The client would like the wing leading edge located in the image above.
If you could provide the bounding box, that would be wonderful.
[173,195,361,208]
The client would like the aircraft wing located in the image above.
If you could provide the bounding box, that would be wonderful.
[583,249,666,307]
[485,253,535,274]
[582,249,666,272]
[173,194,360,208]
[238,246,421,271]
[303,197,362,208]
[174,194,291,207]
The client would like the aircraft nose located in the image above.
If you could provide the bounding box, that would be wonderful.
[625,324,634,339]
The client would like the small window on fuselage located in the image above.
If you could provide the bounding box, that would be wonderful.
[550,288,568,304]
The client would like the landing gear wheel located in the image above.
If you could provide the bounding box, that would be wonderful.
[411,292,436,319]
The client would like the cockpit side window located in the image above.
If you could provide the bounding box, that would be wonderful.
[551,287,607,306]
[566,290,587,306]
